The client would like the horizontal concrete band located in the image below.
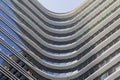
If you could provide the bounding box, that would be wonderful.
[0,0,120,80]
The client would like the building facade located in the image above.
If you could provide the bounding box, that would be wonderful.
[0,0,120,80]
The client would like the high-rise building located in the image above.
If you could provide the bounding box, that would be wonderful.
[0,0,120,80]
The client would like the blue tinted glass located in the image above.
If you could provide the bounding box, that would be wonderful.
[0,10,28,49]
[5,0,16,9]
[0,57,4,64]
[0,32,21,51]
[0,44,13,56]
[0,1,16,17]
[0,10,19,30]
[6,0,14,6]
[0,20,22,44]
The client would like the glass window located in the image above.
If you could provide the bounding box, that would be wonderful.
[0,32,21,51]
[0,1,16,18]
[0,10,20,31]
[5,0,16,8]
[115,63,120,71]
[0,21,22,43]
[0,44,13,56]
[100,73,108,80]
[0,9,27,49]
[0,76,9,80]
[0,57,4,64]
